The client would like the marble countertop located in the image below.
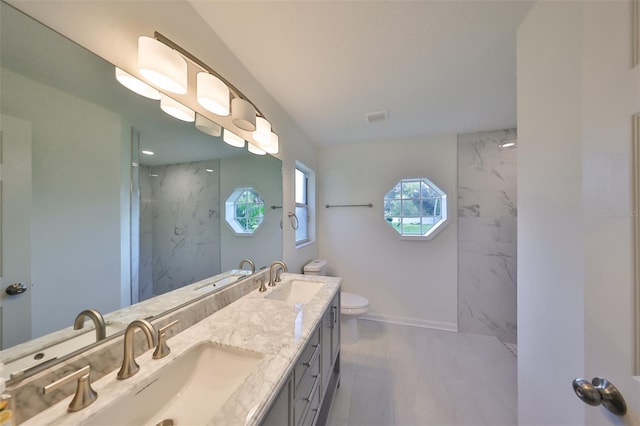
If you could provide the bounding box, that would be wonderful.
[23,273,341,426]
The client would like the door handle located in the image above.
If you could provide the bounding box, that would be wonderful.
[5,283,27,296]
[572,377,627,416]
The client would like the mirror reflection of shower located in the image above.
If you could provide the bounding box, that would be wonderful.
[137,158,221,302]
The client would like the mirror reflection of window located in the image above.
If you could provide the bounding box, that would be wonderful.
[225,187,265,235]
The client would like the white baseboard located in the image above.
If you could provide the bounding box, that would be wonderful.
[361,313,458,332]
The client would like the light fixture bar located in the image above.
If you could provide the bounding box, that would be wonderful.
[153,32,266,120]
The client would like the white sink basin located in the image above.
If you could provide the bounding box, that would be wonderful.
[83,343,263,426]
[265,280,323,304]
[5,325,124,378]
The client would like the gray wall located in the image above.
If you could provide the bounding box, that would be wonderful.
[457,128,517,343]
[1,68,126,338]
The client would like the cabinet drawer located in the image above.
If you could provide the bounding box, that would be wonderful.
[294,357,320,426]
[301,375,322,426]
[294,327,320,394]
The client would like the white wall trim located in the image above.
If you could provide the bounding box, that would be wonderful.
[362,313,458,332]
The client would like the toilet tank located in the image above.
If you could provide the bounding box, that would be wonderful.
[303,259,327,276]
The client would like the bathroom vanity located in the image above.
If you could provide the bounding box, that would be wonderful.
[22,273,342,425]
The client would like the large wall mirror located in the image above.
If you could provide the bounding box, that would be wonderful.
[0,1,283,373]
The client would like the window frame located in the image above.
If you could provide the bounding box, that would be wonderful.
[294,167,311,246]
[383,177,449,241]
[294,161,315,247]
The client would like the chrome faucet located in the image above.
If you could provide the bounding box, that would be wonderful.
[238,258,255,274]
[269,261,287,287]
[117,319,158,380]
[73,309,106,342]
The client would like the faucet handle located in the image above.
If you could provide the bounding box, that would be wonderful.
[43,365,97,412]
[257,275,268,292]
[153,320,179,359]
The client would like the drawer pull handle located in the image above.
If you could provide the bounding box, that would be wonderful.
[303,344,320,367]
[304,374,320,402]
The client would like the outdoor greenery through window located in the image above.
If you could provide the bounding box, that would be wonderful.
[225,187,264,235]
[295,167,309,244]
[384,177,448,239]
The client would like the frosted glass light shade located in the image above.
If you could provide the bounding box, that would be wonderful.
[253,116,272,145]
[263,132,279,154]
[197,73,230,116]
[160,95,195,122]
[231,98,256,131]
[138,36,187,94]
[247,142,266,155]
[223,129,245,148]
[115,67,161,100]
[195,114,222,137]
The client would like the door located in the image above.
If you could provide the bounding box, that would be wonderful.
[0,114,32,349]
[518,1,640,424]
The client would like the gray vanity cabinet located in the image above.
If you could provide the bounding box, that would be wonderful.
[261,292,341,426]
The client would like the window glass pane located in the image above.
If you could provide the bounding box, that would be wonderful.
[384,199,401,218]
[401,181,420,199]
[295,205,308,243]
[295,169,306,204]
[401,199,419,216]
[385,183,402,199]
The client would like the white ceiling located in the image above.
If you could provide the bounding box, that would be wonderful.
[189,1,534,146]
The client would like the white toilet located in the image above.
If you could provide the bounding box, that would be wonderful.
[303,259,369,344]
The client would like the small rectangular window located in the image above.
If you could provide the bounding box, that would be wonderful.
[295,166,309,244]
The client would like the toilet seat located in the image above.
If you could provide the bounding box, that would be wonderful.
[341,292,369,315]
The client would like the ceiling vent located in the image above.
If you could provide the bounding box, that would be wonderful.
[364,110,388,124]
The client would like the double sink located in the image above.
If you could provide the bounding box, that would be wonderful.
[35,277,325,425]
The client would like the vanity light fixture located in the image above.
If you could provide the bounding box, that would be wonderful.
[138,36,187,94]
[115,68,161,100]
[253,117,272,146]
[160,95,195,122]
[197,72,230,116]
[247,142,267,155]
[124,32,279,156]
[223,129,246,148]
[195,113,222,137]
[205,168,214,173]
[231,98,257,131]
[141,150,155,156]
[499,141,516,149]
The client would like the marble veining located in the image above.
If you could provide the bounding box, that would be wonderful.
[458,129,517,344]
[22,274,341,426]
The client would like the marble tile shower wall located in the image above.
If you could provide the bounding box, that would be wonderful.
[139,160,222,300]
[458,129,517,344]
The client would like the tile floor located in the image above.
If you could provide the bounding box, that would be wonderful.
[326,320,517,426]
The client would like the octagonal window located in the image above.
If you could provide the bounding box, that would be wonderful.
[383,177,448,240]
[225,187,265,235]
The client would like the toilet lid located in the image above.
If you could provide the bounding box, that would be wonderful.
[341,292,369,309]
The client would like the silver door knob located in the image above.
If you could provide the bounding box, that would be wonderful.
[572,377,627,416]
[5,283,27,296]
